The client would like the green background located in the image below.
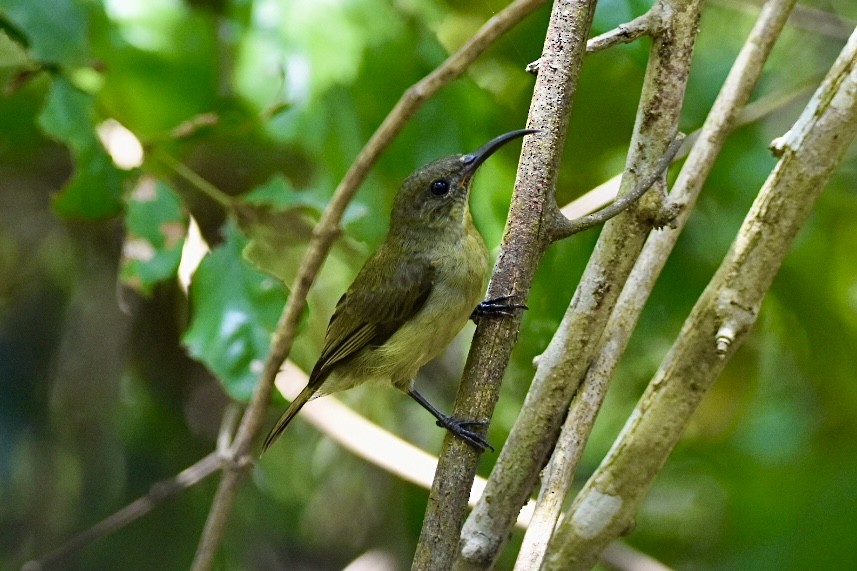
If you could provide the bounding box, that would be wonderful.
[1,0,856,569]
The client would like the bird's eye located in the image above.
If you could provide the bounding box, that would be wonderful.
[430,179,450,196]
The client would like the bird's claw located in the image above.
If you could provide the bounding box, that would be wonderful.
[436,416,494,452]
[471,295,528,320]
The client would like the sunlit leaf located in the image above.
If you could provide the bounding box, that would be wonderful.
[37,76,126,219]
[120,178,187,295]
[0,28,30,67]
[183,222,287,401]
[0,0,90,66]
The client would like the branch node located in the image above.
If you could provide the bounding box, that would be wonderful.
[525,59,541,74]
[586,10,656,53]
[526,7,657,75]
[714,290,758,357]
[769,129,792,156]
[222,450,255,473]
[714,324,736,356]
[549,133,685,242]
[650,196,684,229]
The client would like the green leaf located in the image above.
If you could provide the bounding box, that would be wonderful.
[0,0,90,67]
[0,28,30,67]
[37,75,93,146]
[120,178,187,295]
[183,223,287,401]
[238,174,321,284]
[238,174,368,284]
[242,173,326,211]
[37,76,126,219]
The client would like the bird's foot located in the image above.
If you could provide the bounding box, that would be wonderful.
[471,295,528,320]
[435,415,494,452]
[407,389,494,452]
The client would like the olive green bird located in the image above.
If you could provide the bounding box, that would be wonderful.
[262,129,537,454]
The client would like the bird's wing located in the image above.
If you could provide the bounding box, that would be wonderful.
[307,256,435,387]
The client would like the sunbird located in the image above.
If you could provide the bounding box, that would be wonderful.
[262,129,537,453]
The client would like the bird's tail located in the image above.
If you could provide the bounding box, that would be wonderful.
[261,384,316,453]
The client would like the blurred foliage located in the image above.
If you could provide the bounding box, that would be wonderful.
[0,0,856,569]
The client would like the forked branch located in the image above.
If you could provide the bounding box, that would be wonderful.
[190,1,549,569]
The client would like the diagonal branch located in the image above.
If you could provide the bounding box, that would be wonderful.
[558,79,817,222]
[548,134,684,241]
[527,7,660,74]
[24,452,226,570]
[515,0,799,567]
[585,10,658,53]
[188,1,549,569]
[544,22,857,571]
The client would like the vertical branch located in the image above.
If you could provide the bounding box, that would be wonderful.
[456,1,703,569]
[189,1,548,569]
[411,0,598,569]
[514,0,798,568]
[543,25,857,571]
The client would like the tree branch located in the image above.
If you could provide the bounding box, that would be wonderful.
[558,79,817,222]
[22,452,226,571]
[411,1,598,569]
[548,134,684,241]
[189,1,549,569]
[543,23,857,571]
[514,1,798,567]
[455,1,703,568]
[711,0,856,40]
[527,7,658,74]
[23,397,241,571]
[586,10,658,53]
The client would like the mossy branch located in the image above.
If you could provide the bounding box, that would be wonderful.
[516,1,798,567]
[544,22,857,570]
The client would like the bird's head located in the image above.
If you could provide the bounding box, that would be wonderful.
[390,129,538,232]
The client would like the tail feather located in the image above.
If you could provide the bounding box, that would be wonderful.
[261,384,316,453]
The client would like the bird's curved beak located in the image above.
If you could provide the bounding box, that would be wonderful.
[461,128,539,177]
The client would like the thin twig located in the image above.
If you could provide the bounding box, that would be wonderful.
[549,134,684,240]
[216,402,241,455]
[189,1,549,569]
[587,10,658,52]
[515,1,798,567]
[22,452,226,571]
[527,9,657,73]
[558,80,817,221]
[23,399,243,570]
[711,0,856,40]
[154,151,235,209]
[167,113,220,140]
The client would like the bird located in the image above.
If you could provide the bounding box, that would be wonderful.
[262,129,537,454]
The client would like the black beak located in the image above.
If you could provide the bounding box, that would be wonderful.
[462,128,539,176]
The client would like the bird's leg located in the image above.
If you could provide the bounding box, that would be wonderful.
[471,294,528,321]
[407,389,493,452]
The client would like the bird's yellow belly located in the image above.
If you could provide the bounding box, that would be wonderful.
[320,228,488,395]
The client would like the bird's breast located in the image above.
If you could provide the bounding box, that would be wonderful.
[374,226,488,388]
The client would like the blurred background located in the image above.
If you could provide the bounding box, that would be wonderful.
[1,0,856,569]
